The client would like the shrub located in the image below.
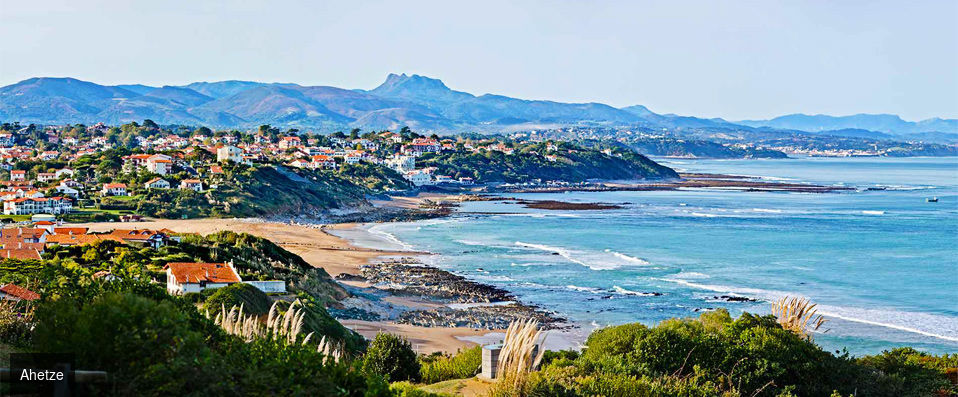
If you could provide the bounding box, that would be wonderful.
[203,283,272,315]
[419,345,481,384]
[857,348,958,396]
[389,381,450,397]
[545,310,955,397]
[0,300,34,347]
[32,293,214,395]
[363,333,421,382]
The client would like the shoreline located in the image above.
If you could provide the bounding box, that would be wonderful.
[71,194,530,354]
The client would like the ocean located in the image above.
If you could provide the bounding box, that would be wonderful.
[337,156,958,355]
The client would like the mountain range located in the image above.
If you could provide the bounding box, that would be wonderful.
[1,74,955,138]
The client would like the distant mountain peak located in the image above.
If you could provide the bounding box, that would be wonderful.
[375,73,452,92]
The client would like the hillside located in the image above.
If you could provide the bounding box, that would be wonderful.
[416,142,678,183]
[627,137,788,158]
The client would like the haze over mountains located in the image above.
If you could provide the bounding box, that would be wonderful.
[1,73,955,139]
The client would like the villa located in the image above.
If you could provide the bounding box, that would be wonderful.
[164,262,242,295]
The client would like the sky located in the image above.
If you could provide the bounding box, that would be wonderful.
[1,0,956,121]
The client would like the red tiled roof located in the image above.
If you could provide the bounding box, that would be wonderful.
[164,262,241,284]
[46,234,101,245]
[0,283,39,300]
[0,249,41,260]
[100,229,165,242]
[53,227,88,235]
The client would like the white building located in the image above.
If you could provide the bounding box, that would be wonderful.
[404,170,433,186]
[101,183,128,196]
[164,262,242,295]
[217,145,244,163]
[387,155,416,172]
[145,178,171,189]
[145,155,173,175]
[179,179,202,192]
[3,197,72,215]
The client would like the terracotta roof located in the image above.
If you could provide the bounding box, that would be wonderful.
[0,283,39,300]
[46,234,101,245]
[0,228,47,241]
[101,229,165,242]
[0,249,41,260]
[53,227,88,235]
[164,262,241,284]
[103,183,127,189]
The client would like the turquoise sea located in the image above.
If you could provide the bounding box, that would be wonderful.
[344,157,958,355]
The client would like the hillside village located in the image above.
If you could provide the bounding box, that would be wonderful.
[0,121,666,221]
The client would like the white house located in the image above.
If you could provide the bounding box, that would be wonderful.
[145,178,171,189]
[54,185,79,198]
[37,173,57,183]
[387,155,416,172]
[164,262,242,295]
[145,154,173,175]
[404,170,433,186]
[101,183,128,196]
[179,179,202,192]
[217,145,244,163]
[55,168,75,179]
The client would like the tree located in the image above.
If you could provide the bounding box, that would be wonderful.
[362,333,420,382]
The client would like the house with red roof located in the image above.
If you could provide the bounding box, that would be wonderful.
[9,170,26,181]
[164,262,242,294]
[101,183,128,196]
[2,197,72,215]
[179,179,202,192]
[0,248,42,260]
[0,283,40,301]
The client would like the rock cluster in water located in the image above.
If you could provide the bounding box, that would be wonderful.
[360,260,513,303]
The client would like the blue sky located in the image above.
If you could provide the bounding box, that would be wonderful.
[1,0,955,120]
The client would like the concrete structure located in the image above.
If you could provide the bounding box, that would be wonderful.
[480,344,502,379]
[245,280,287,294]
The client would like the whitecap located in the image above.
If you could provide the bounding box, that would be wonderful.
[566,285,603,293]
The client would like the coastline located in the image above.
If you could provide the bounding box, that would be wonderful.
[73,209,526,354]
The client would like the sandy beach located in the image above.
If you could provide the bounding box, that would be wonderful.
[72,216,494,354]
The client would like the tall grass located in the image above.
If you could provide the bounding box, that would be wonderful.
[488,319,546,396]
[208,299,342,361]
[771,296,827,339]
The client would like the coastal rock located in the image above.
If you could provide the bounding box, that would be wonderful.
[360,261,513,303]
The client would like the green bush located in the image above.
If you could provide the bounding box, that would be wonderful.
[389,381,451,397]
[857,348,958,396]
[363,333,421,382]
[419,345,481,384]
[32,293,214,395]
[203,283,272,315]
[533,310,956,397]
[30,292,390,396]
